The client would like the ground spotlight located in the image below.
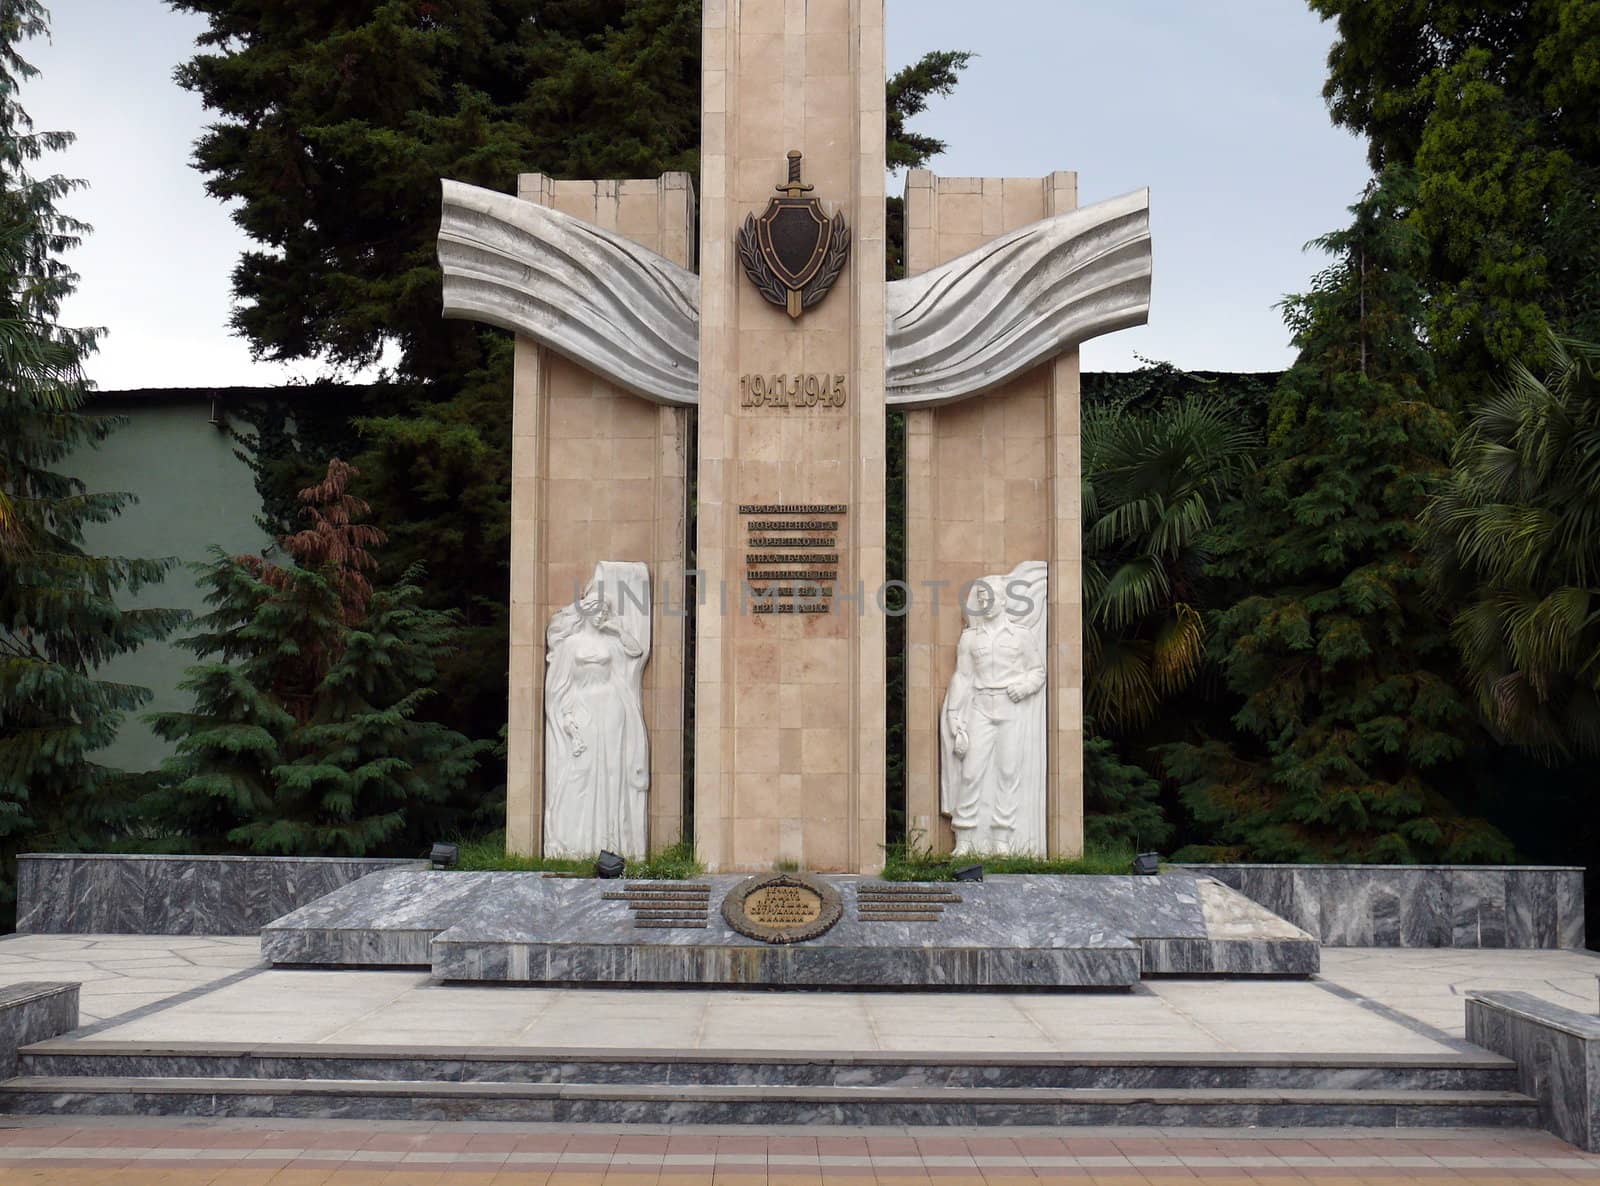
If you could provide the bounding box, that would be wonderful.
[1132,852,1161,876]
[595,850,626,879]
[430,842,459,869]
[953,864,984,883]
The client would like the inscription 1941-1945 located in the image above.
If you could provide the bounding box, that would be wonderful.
[740,372,848,409]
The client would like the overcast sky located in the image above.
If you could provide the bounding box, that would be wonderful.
[24,0,1371,390]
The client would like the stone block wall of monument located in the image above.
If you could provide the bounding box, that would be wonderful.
[693,0,889,873]
[505,174,695,859]
[903,171,1086,858]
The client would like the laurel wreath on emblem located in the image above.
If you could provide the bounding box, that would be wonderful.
[736,214,789,308]
[737,211,852,311]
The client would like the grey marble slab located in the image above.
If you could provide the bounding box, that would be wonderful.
[0,1078,1540,1129]
[0,983,79,1080]
[14,1042,1517,1091]
[261,871,1317,988]
[14,855,428,936]
[1467,990,1600,1151]
[1175,864,1586,949]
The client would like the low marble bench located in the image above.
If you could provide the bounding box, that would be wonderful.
[1467,990,1600,1151]
[1174,864,1585,948]
[15,854,428,935]
[0,983,79,1080]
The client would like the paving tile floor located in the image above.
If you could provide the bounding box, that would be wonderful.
[0,1118,1597,1183]
[46,943,1591,1054]
[71,970,1450,1053]
[1317,947,1600,1037]
[4,937,1595,1055]
[0,934,262,1024]
[4,938,1600,1181]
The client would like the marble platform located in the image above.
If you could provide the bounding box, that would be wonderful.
[259,871,1318,989]
[15,854,428,936]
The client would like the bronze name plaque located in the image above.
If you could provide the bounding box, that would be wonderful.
[722,872,843,944]
[740,503,844,614]
[746,884,823,926]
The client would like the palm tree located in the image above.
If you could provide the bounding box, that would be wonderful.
[1426,334,1600,757]
[1082,396,1256,729]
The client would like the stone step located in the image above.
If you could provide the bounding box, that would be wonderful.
[16,1041,1520,1092]
[0,1075,1540,1128]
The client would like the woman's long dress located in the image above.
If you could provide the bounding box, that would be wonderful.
[544,623,649,858]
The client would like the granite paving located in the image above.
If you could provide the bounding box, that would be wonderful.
[1318,947,1600,1037]
[7,936,1597,1059]
[0,1116,1596,1182]
[67,969,1452,1054]
[0,935,261,1025]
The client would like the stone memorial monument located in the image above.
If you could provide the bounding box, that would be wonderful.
[437,0,1153,873]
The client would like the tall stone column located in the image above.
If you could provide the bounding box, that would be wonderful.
[505,173,695,857]
[902,170,1085,859]
[696,0,888,872]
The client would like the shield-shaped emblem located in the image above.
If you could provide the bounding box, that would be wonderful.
[738,151,851,319]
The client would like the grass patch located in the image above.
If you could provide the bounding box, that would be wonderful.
[449,834,1140,882]
[451,835,703,880]
[880,839,1141,881]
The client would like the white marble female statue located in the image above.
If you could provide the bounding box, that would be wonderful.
[543,562,651,859]
[939,561,1048,856]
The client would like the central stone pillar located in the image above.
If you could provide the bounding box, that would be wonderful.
[695,0,888,872]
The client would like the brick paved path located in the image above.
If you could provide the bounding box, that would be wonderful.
[0,1120,1597,1183]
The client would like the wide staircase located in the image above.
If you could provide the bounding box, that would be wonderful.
[0,1041,1540,1128]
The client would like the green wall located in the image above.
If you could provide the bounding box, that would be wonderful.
[71,394,270,773]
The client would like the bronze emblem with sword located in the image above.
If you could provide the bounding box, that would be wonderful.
[738,150,852,319]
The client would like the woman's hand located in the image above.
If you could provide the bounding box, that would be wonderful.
[562,712,586,756]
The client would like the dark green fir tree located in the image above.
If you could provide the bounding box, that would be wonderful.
[1083,734,1171,854]
[152,461,490,855]
[1164,170,1513,863]
[0,0,181,904]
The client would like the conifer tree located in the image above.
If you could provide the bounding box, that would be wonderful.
[152,461,489,854]
[0,0,181,894]
[1084,734,1171,854]
[1163,171,1512,863]
[1310,0,1600,390]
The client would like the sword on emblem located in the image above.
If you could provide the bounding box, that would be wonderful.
[738,150,852,320]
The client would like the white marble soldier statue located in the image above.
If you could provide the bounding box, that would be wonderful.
[940,562,1049,856]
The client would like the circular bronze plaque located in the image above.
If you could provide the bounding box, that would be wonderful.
[722,872,842,944]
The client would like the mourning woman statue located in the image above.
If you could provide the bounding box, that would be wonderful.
[939,560,1048,857]
[544,562,651,859]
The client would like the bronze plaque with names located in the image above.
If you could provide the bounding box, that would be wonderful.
[722,872,843,944]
